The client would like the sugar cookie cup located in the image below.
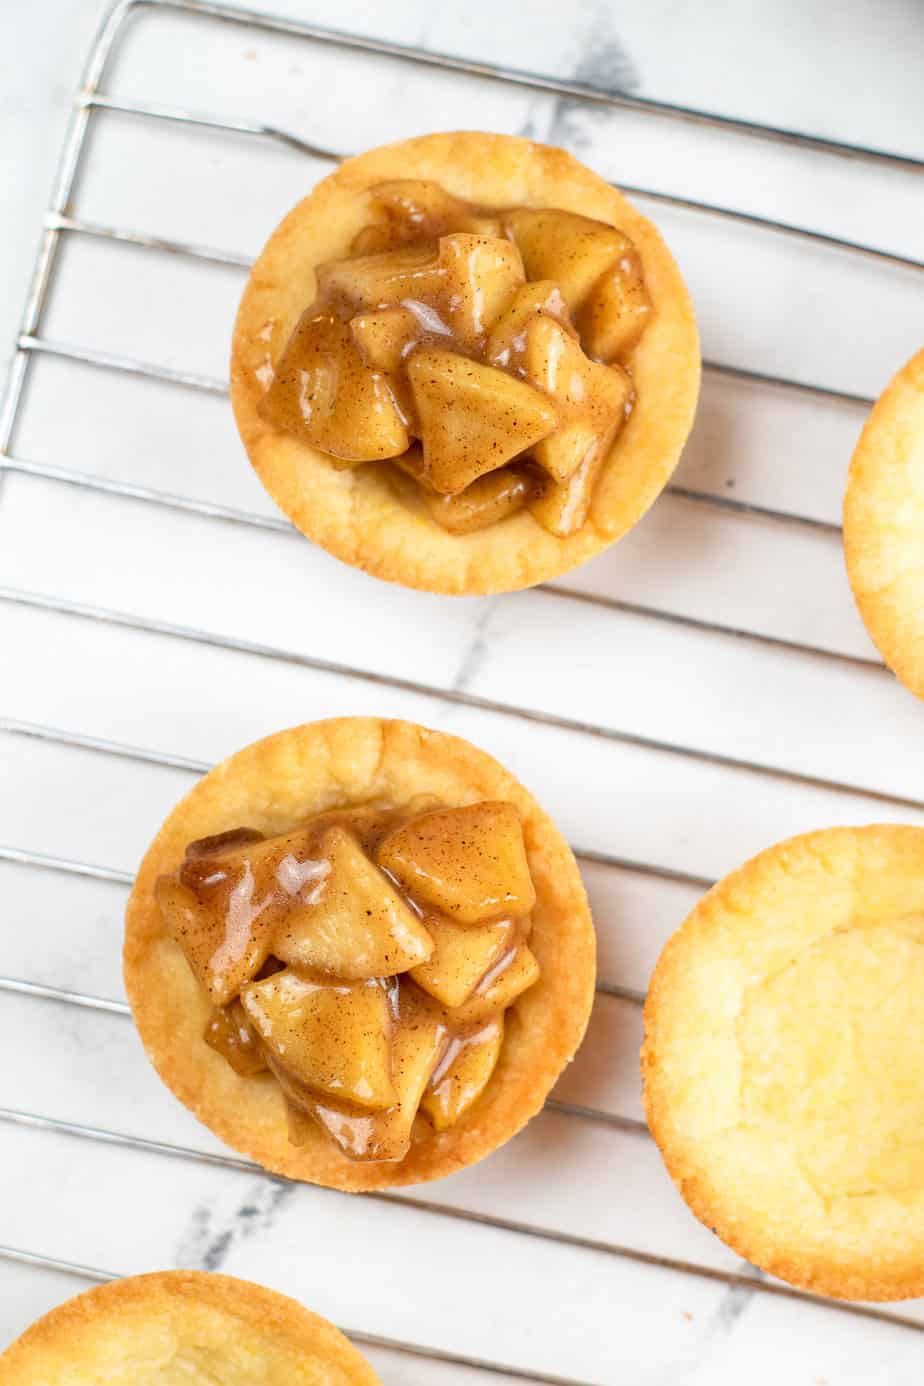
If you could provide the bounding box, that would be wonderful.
[125,717,595,1191]
[844,347,924,698]
[0,1270,380,1383]
[643,825,924,1301]
[230,130,700,594]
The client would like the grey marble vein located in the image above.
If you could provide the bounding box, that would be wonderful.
[546,3,641,154]
[452,598,498,695]
[176,1176,295,1273]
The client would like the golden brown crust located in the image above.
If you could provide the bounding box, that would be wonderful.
[642,824,924,1302]
[0,1270,380,1383]
[844,347,924,698]
[124,718,595,1190]
[230,131,700,594]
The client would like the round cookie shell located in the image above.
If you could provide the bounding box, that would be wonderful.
[844,347,924,699]
[231,130,700,594]
[643,824,924,1301]
[0,1270,380,1383]
[124,717,596,1191]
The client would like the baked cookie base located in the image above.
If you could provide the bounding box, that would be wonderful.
[643,824,924,1302]
[124,717,595,1191]
[0,1270,380,1383]
[844,347,924,699]
[231,130,700,594]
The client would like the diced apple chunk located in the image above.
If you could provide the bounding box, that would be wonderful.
[485,280,574,370]
[438,233,525,346]
[390,444,435,492]
[156,874,276,1008]
[241,970,396,1111]
[299,803,400,852]
[376,985,450,1148]
[273,826,434,978]
[282,1084,378,1157]
[524,316,633,484]
[426,465,535,534]
[350,221,395,256]
[349,303,448,428]
[377,801,536,924]
[204,1000,267,1077]
[411,915,515,1008]
[308,984,449,1160]
[579,248,652,361]
[528,437,608,538]
[185,827,265,858]
[537,424,601,490]
[178,826,331,944]
[505,208,634,315]
[171,827,331,1007]
[451,944,541,1024]
[371,179,469,229]
[258,310,408,462]
[370,181,503,241]
[264,1055,386,1157]
[421,1016,504,1130]
[457,214,505,237]
[407,348,556,495]
[350,306,421,374]
[285,1100,317,1146]
[180,827,323,898]
[479,943,541,1008]
[316,243,444,311]
[524,316,633,419]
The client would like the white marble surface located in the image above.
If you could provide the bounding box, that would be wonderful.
[1,1,923,1382]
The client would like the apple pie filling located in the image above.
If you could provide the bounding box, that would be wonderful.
[155,799,540,1161]
[258,180,651,538]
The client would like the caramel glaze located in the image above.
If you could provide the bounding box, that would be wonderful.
[161,800,537,1162]
[257,180,649,537]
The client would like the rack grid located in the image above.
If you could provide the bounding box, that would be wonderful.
[1,2,923,1380]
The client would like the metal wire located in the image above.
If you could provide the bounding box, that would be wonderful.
[0,844,133,886]
[1,0,916,448]
[3,73,888,654]
[2,0,922,1363]
[0,840,708,939]
[34,442,843,683]
[1,1106,922,1340]
[80,89,924,272]
[134,0,924,173]
[6,443,851,549]
[0,713,715,942]
[0,1245,595,1386]
[0,591,913,810]
[0,969,643,1133]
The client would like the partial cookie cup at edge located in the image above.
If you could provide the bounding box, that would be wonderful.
[844,347,924,699]
[230,130,701,594]
[0,1269,381,1383]
[124,717,596,1191]
[642,824,924,1302]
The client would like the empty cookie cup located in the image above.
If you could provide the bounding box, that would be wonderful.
[0,1270,381,1383]
[643,824,924,1301]
[844,346,924,699]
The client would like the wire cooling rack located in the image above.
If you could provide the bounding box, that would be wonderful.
[1,2,923,1381]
